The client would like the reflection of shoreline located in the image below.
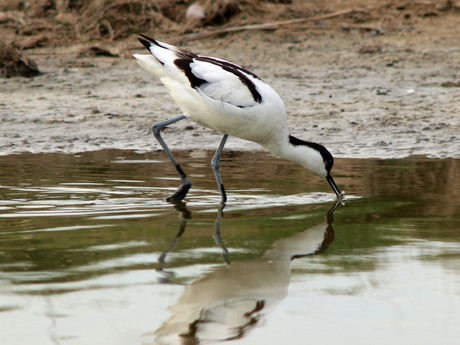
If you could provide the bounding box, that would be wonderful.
[146,200,341,345]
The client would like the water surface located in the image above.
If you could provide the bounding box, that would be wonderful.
[0,150,459,345]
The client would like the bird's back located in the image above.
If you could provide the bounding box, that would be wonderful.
[134,36,288,146]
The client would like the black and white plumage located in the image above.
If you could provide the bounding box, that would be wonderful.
[133,34,343,203]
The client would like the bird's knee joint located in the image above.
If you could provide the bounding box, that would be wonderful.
[152,124,162,137]
[211,159,219,169]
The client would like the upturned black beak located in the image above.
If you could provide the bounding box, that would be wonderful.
[326,174,343,200]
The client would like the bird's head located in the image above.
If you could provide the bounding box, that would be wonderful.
[288,135,343,200]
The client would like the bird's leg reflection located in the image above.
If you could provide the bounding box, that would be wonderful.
[157,201,230,276]
[157,201,191,274]
[213,202,230,264]
[147,201,342,345]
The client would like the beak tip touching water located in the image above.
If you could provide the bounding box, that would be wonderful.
[326,174,344,201]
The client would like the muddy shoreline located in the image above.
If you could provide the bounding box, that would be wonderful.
[1,16,459,159]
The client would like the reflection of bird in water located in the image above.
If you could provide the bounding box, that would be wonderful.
[157,201,229,275]
[146,201,340,345]
[133,35,343,203]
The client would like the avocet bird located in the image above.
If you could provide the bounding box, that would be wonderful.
[134,35,343,203]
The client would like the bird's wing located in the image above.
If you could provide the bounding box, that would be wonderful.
[138,35,263,108]
[185,56,262,108]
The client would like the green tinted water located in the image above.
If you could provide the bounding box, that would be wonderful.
[0,150,459,344]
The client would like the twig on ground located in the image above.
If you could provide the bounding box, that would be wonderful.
[182,8,368,41]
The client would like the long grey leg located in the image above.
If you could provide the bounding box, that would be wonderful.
[152,115,192,202]
[211,134,228,203]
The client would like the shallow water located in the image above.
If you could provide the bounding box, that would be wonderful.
[0,150,459,345]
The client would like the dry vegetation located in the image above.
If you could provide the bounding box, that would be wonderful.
[0,41,41,77]
[1,0,458,47]
[0,0,459,77]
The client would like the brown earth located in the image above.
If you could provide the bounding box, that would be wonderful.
[0,0,459,158]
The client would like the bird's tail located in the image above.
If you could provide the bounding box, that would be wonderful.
[137,34,193,66]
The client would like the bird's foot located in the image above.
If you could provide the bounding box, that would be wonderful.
[219,187,227,205]
[336,191,345,205]
[166,183,192,202]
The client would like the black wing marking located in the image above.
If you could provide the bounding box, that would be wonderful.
[198,56,262,103]
[174,58,208,88]
[173,55,262,104]
[138,35,165,65]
